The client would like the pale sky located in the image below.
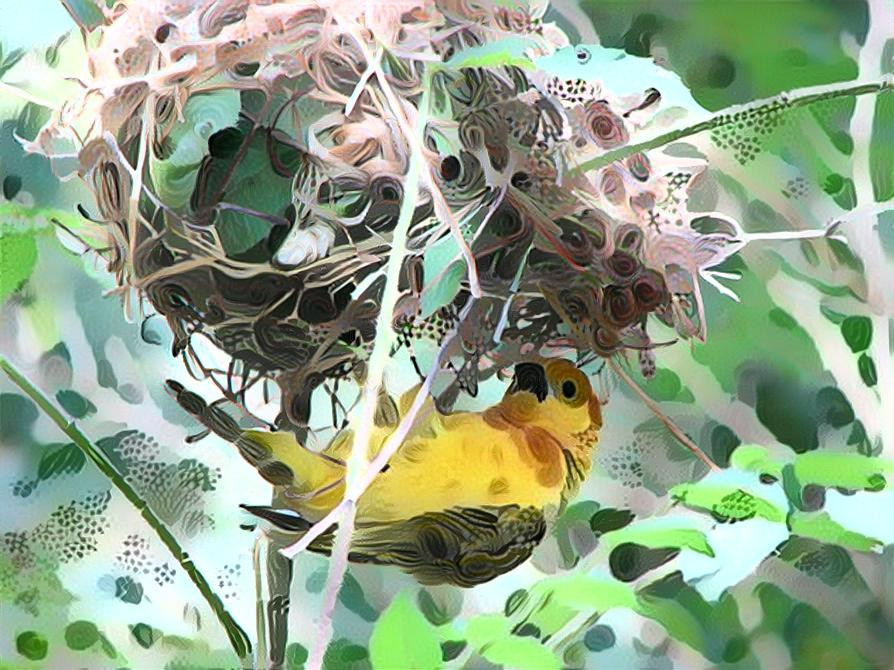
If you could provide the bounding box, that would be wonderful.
[0,0,76,52]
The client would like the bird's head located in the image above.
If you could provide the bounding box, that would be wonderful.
[504,357,602,441]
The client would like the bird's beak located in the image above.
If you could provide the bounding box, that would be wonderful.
[508,362,549,402]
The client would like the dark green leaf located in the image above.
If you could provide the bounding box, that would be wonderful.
[590,508,635,535]
[3,174,22,200]
[16,631,48,660]
[115,576,144,604]
[37,442,86,480]
[584,624,616,652]
[129,623,156,649]
[65,620,100,651]
[286,642,308,670]
[840,316,872,353]
[55,389,97,418]
[858,353,878,387]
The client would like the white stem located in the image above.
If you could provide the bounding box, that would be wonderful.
[298,61,434,669]
[850,0,894,450]
[0,80,59,110]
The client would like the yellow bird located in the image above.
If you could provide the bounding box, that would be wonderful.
[167,358,602,586]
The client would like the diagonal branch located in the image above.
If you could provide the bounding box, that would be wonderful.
[574,77,894,174]
[0,357,252,660]
[292,62,437,669]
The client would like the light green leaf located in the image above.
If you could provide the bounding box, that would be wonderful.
[369,592,441,670]
[444,37,536,70]
[793,451,892,490]
[789,511,883,552]
[465,614,512,649]
[480,636,560,670]
[538,574,637,612]
[0,225,39,301]
[670,483,785,523]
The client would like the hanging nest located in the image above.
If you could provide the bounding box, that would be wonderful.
[29,0,733,427]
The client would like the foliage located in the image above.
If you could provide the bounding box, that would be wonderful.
[1,0,893,669]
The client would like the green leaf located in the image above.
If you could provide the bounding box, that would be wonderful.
[0,226,39,302]
[645,368,683,401]
[129,623,157,649]
[60,0,106,30]
[602,521,715,557]
[369,592,441,670]
[286,642,309,670]
[417,588,462,626]
[479,636,560,670]
[114,576,144,604]
[16,631,48,660]
[444,37,536,70]
[539,574,637,612]
[55,389,97,418]
[869,90,894,201]
[793,451,891,490]
[670,483,785,523]
[65,620,100,651]
[789,512,882,552]
[858,353,878,387]
[465,614,512,649]
[37,442,86,480]
[840,316,872,353]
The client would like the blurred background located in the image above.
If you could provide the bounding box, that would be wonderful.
[2,1,893,668]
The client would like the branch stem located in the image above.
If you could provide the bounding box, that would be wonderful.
[609,357,719,471]
[575,77,894,174]
[299,65,435,669]
[0,357,252,661]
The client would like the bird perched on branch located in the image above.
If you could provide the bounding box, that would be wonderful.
[167,357,602,586]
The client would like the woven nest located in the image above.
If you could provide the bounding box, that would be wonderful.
[30,0,728,427]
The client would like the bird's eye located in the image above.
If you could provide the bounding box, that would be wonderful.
[561,379,577,399]
[575,47,591,65]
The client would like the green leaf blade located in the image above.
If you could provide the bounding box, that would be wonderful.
[369,592,442,670]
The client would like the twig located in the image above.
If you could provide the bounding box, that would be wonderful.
[253,535,269,669]
[0,80,59,110]
[574,77,894,174]
[295,63,436,670]
[608,357,719,471]
[0,357,252,661]
[850,0,894,451]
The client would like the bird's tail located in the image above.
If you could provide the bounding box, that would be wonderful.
[165,379,242,442]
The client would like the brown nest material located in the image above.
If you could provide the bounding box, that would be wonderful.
[28,0,724,427]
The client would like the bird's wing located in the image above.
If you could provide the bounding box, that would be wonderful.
[239,502,546,587]
[324,504,547,587]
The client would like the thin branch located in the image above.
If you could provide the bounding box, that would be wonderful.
[296,63,436,670]
[253,535,269,669]
[0,356,252,661]
[574,77,894,174]
[608,357,719,471]
[0,80,59,110]
[850,0,894,451]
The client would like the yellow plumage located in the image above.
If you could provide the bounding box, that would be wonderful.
[168,358,602,586]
